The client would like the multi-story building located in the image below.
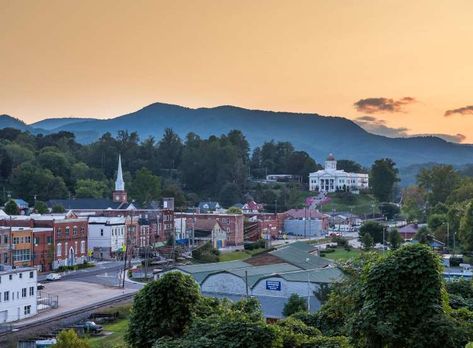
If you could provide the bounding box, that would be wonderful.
[0,212,88,270]
[309,153,369,193]
[176,212,244,246]
[88,217,126,259]
[32,228,54,272]
[0,227,11,265]
[11,227,33,268]
[0,266,37,323]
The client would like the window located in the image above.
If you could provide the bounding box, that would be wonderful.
[3,235,7,244]
[47,236,52,244]
[22,288,27,298]
[34,237,39,245]
[19,273,22,279]
[65,227,70,236]
[13,249,31,262]
[57,243,62,257]
[25,236,31,243]
[29,271,33,279]
[4,291,9,301]
[29,286,34,296]
[56,228,62,238]
[100,229,104,237]
[24,305,31,315]
[9,274,12,280]
[13,237,19,244]
[81,241,85,254]
[73,226,78,236]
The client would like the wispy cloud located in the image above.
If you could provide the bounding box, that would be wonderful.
[354,116,466,143]
[354,116,409,137]
[444,105,473,117]
[353,97,416,114]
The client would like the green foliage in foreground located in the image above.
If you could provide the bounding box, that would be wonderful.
[309,244,473,348]
[53,329,90,348]
[283,293,307,317]
[126,272,200,347]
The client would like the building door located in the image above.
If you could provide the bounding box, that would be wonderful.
[217,240,222,249]
[0,310,7,323]
[68,247,75,266]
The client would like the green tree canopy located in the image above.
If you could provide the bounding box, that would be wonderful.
[387,228,403,249]
[75,179,108,198]
[359,221,385,244]
[126,272,200,347]
[4,200,18,215]
[370,158,399,202]
[460,201,473,252]
[283,293,307,317]
[53,329,90,348]
[34,200,49,214]
[417,165,460,206]
[129,168,161,206]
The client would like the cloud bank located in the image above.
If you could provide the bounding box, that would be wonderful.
[444,105,473,117]
[353,97,416,114]
[354,116,465,143]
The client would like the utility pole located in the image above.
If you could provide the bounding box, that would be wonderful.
[245,270,249,298]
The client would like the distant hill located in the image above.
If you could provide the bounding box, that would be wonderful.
[31,117,96,130]
[0,114,32,131]
[1,102,473,168]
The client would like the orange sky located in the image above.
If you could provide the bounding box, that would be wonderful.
[1,0,473,142]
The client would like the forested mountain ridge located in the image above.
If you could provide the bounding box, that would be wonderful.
[2,102,473,167]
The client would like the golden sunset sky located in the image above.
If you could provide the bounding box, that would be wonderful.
[1,0,473,142]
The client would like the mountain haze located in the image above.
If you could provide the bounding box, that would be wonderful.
[2,102,473,167]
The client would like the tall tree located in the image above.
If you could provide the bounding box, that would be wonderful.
[129,168,161,206]
[4,200,18,215]
[370,158,399,202]
[126,272,200,347]
[417,165,460,206]
[157,128,183,172]
[459,201,473,251]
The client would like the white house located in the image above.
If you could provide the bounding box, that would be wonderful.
[0,266,38,323]
[88,217,126,259]
[309,154,369,193]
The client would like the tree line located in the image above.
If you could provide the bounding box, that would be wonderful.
[0,128,327,208]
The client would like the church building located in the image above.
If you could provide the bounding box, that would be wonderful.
[309,154,369,193]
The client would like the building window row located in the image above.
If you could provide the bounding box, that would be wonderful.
[13,236,31,244]
[0,287,35,303]
[13,249,31,262]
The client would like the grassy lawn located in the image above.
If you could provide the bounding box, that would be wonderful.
[319,193,379,216]
[219,248,266,262]
[87,318,128,348]
[321,247,362,261]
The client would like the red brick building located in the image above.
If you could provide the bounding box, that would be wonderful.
[0,212,88,270]
[176,212,244,246]
[32,228,54,272]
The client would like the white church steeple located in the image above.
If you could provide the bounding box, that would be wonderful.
[113,154,127,203]
[115,154,125,191]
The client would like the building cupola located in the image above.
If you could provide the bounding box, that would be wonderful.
[325,153,337,171]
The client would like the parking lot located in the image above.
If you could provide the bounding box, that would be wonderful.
[18,280,137,326]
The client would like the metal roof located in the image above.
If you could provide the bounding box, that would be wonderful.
[270,244,332,269]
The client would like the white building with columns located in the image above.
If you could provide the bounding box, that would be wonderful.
[309,154,369,193]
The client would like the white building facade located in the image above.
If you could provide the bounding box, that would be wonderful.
[309,154,369,193]
[0,267,37,323]
[88,217,126,259]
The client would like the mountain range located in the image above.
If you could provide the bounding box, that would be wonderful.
[1,102,472,169]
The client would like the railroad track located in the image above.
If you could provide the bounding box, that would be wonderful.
[0,292,136,338]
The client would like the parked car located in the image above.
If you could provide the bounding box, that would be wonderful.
[80,321,103,334]
[37,282,45,290]
[46,273,62,281]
